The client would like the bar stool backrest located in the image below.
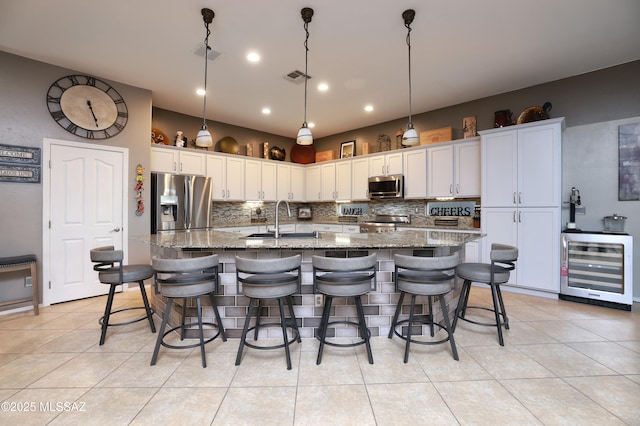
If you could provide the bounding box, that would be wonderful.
[489,243,518,282]
[152,255,219,298]
[235,254,302,294]
[90,246,124,283]
[312,253,377,292]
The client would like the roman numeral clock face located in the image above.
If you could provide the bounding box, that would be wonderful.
[46,75,128,139]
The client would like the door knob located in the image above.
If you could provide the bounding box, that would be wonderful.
[112,227,121,232]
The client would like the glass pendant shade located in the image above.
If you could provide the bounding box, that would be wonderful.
[296,124,313,145]
[402,123,419,146]
[195,126,213,147]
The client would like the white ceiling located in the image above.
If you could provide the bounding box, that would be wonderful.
[1,0,639,139]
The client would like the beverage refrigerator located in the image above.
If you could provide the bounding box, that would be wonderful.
[560,231,633,310]
[150,173,212,233]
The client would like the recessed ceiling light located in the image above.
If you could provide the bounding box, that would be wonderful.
[308,122,315,129]
[262,107,271,115]
[247,52,261,62]
[364,105,374,112]
[318,83,329,91]
[196,88,206,96]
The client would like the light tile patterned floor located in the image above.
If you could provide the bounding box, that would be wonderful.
[0,287,638,425]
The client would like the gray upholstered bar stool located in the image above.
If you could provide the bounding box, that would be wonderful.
[388,252,460,363]
[90,246,156,345]
[312,253,377,365]
[235,255,302,370]
[151,254,226,368]
[453,243,518,346]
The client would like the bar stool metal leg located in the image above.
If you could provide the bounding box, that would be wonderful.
[278,298,292,370]
[151,298,173,366]
[236,298,255,366]
[355,296,373,364]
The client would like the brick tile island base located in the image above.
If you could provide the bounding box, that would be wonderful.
[144,229,482,339]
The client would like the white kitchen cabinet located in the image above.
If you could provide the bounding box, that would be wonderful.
[481,119,562,207]
[479,118,564,294]
[151,146,206,175]
[482,207,560,293]
[277,163,305,201]
[427,139,480,198]
[245,159,277,201]
[321,161,352,201]
[305,165,322,202]
[206,154,245,201]
[368,151,403,176]
[403,147,427,199]
[351,157,369,201]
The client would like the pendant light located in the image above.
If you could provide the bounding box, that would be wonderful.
[296,7,314,145]
[195,8,215,148]
[401,9,419,146]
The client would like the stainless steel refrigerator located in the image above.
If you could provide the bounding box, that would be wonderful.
[151,173,212,233]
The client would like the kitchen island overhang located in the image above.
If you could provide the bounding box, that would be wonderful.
[141,229,484,340]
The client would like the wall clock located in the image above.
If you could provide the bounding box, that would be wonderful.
[46,75,128,139]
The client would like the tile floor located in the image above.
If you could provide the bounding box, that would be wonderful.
[0,287,639,425]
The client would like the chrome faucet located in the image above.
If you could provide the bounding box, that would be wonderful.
[274,199,291,239]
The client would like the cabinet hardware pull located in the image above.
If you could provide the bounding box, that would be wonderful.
[518,192,522,204]
[519,211,522,222]
[513,192,517,204]
[456,184,460,194]
[513,211,517,222]
[450,184,453,194]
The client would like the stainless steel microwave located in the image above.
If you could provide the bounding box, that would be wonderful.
[368,175,404,199]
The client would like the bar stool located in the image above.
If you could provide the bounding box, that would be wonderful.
[151,254,226,368]
[90,246,156,345]
[388,252,460,363]
[235,255,302,370]
[0,255,39,315]
[313,253,377,365]
[453,243,518,346]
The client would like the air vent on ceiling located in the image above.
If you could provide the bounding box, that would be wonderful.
[284,70,311,84]
[193,45,222,61]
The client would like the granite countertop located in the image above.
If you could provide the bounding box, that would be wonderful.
[141,229,484,250]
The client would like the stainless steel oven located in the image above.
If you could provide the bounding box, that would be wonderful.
[560,232,633,310]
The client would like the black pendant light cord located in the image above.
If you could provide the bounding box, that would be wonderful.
[404,14,413,125]
[202,18,212,130]
[302,14,311,126]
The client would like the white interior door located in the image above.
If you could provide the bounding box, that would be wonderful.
[43,139,127,305]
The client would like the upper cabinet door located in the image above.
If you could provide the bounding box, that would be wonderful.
[150,146,177,173]
[206,154,227,200]
[455,140,480,198]
[351,158,369,201]
[427,145,454,197]
[178,150,206,175]
[517,124,561,207]
[404,148,427,199]
[225,156,245,201]
[482,130,518,207]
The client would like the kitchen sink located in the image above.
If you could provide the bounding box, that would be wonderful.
[241,231,320,239]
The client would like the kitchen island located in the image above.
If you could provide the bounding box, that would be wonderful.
[142,229,483,339]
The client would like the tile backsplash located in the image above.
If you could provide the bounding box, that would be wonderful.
[210,199,476,228]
